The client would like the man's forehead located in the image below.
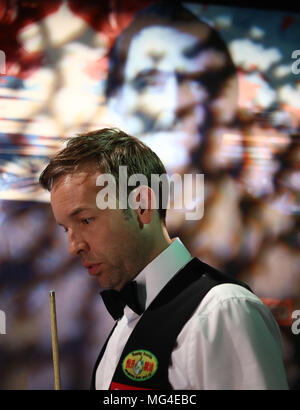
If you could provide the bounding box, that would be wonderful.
[124,25,212,80]
[65,170,96,185]
[50,169,102,219]
[51,168,101,200]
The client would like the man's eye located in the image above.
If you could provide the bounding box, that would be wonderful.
[132,72,167,91]
[133,76,152,90]
[82,218,92,225]
[58,224,68,232]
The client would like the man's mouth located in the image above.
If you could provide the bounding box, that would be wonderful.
[83,263,102,276]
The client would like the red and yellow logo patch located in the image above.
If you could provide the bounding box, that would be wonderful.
[122,350,158,382]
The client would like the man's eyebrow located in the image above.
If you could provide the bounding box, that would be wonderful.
[56,207,92,227]
[68,207,89,218]
[132,68,159,81]
[183,41,206,59]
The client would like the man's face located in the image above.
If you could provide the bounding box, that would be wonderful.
[108,25,233,173]
[50,168,146,291]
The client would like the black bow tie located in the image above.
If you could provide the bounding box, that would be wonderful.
[100,281,144,320]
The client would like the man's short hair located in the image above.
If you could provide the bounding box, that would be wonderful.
[39,128,168,222]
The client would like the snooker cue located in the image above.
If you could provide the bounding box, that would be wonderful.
[49,290,61,390]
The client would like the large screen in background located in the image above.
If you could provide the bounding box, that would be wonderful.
[0,0,299,390]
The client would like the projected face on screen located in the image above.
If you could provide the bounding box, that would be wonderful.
[117,26,209,170]
[106,7,238,174]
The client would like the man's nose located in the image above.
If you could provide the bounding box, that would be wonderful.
[156,74,206,128]
[175,77,207,116]
[68,230,88,256]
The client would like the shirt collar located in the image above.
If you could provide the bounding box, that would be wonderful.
[124,238,192,321]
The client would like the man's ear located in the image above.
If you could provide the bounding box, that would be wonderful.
[131,185,157,225]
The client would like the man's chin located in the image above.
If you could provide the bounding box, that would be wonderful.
[96,274,116,291]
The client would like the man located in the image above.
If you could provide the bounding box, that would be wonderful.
[40,127,288,390]
[105,2,239,176]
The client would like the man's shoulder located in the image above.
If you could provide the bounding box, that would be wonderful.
[202,281,260,305]
[188,257,252,292]
[184,258,263,315]
[196,281,268,320]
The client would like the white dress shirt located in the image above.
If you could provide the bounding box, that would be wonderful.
[96,238,288,390]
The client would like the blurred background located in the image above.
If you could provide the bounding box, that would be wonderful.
[0,0,299,389]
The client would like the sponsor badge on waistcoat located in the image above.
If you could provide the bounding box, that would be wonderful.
[122,349,158,382]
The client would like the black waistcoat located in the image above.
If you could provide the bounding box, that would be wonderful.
[90,257,251,390]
